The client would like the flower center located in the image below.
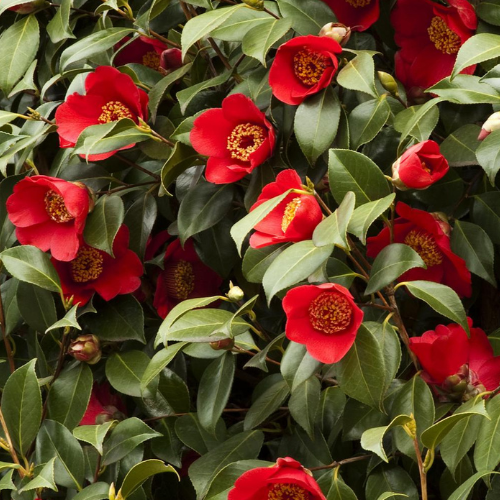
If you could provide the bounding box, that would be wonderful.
[293,49,329,86]
[268,483,311,500]
[98,101,134,124]
[345,0,371,7]
[281,197,302,233]
[227,123,266,162]
[142,51,161,70]
[71,246,104,283]
[404,230,443,267]
[308,291,353,335]
[421,161,432,174]
[428,16,461,54]
[44,190,74,223]
[164,260,195,300]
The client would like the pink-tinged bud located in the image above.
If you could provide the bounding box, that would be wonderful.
[68,335,102,365]
[160,48,183,75]
[9,0,44,13]
[432,212,451,237]
[210,338,235,351]
[479,111,500,140]
[319,23,351,46]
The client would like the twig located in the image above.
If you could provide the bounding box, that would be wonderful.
[115,153,161,180]
[0,408,25,477]
[413,436,428,500]
[309,455,371,471]
[96,181,159,195]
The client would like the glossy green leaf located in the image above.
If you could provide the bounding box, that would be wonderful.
[17,281,57,332]
[141,342,187,392]
[452,33,500,78]
[476,129,500,184]
[277,0,335,35]
[19,457,58,493]
[337,52,378,98]
[428,75,500,104]
[106,350,151,397]
[448,471,500,500]
[349,96,391,150]
[72,482,109,500]
[47,0,75,43]
[281,341,322,391]
[73,421,115,455]
[124,193,157,259]
[242,244,288,283]
[45,304,81,333]
[289,376,321,438]
[474,396,500,474]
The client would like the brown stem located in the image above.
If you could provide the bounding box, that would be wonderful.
[358,303,394,311]
[150,30,182,49]
[263,7,280,19]
[0,407,24,477]
[309,454,371,471]
[149,129,175,148]
[0,281,15,374]
[115,153,161,180]
[413,437,428,500]
[93,453,102,483]
[233,347,281,366]
[208,38,233,72]
[96,181,159,195]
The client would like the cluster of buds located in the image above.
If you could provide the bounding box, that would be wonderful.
[439,364,486,402]
[68,334,102,364]
[478,111,500,140]
[319,23,351,46]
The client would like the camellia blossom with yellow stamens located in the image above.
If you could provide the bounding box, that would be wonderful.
[269,35,342,105]
[321,0,380,31]
[6,175,91,262]
[228,457,326,500]
[153,239,223,319]
[367,202,472,297]
[190,93,275,184]
[391,0,477,99]
[52,225,143,305]
[283,283,364,364]
[55,66,149,161]
[249,169,323,248]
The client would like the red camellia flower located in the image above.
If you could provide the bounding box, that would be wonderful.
[366,202,472,297]
[410,318,500,399]
[392,140,449,190]
[249,170,323,248]
[283,283,364,364]
[55,66,149,161]
[114,36,183,74]
[190,94,275,184]
[391,0,477,98]
[321,0,380,31]
[7,176,90,262]
[52,225,143,306]
[228,457,326,500]
[153,239,223,319]
[269,35,342,105]
[80,383,126,426]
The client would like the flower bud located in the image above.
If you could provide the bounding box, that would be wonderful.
[479,111,500,140]
[226,282,244,302]
[210,338,235,351]
[95,405,124,424]
[159,48,183,76]
[319,23,351,46]
[242,0,264,10]
[68,335,102,365]
[378,71,399,96]
[109,483,116,500]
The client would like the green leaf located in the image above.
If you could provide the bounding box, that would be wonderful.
[160,142,202,195]
[119,459,178,499]
[361,414,413,462]
[198,352,235,433]
[263,240,334,304]
[478,0,500,26]
[452,33,500,78]
[178,180,235,244]
[440,124,481,166]
[230,189,292,255]
[400,281,469,334]
[447,471,500,500]
[451,220,496,287]
[2,359,42,455]
[103,417,161,466]
[428,75,500,104]
[72,483,110,500]
[277,0,335,35]
[328,149,390,207]
[106,351,151,397]
[365,465,418,500]
[175,413,226,455]
[73,421,115,455]
[36,420,85,490]
[84,295,145,343]
[47,0,75,43]
[289,376,321,438]
[336,324,387,410]
[19,457,58,493]
[211,8,272,41]
[474,396,500,474]
[348,194,395,245]
[189,430,264,499]
[83,195,124,257]
[476,129,500,184]
[0,15,39,95]
[17,281,57,332]
[46,363,93,431]
[244,378,290,430]
[337,52,377,98]
[242,18,292,66]
[473,192,500,245]
[141,342,187,392]
[124,193,157,259]
[1,245,61,293]
[242,244,288,283]
[295,86,341,165]
[366,244,425,295]
[60,28,135,71]
[349,96,391,150]
[421,397,488,452]
[181,5,245,59]
[327,476,358,500]
[0,469,16,492]
[46,304,81,333]
[281,341,322,391]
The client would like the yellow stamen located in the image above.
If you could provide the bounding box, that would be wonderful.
[428,16,461,54]
[308,292,353,335]
[71,246,104,283]
[227,123,266,162]
[293,49,329,86]
[44,190,74,223]
[268,483,311,500]
[142,51,161,70]
[98,101,134,124]
[404,230,443,267]
[281,197,302,233]
[164,260,195,300]
[345,0,371,7]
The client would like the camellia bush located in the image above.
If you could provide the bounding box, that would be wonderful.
[5,0,500,499]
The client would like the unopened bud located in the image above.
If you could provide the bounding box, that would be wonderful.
[226,282,244,302]
[432,212,451,237]
[402,417,417,439]
[391,158,407,191]
[109,483,116,500]
[479,111,500,140]
[210,338,235,351]
[68,334,102,365]
[319,23,351,46]
[378,71,399,96]
[242,0,264,10]
[160,48,183,75]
